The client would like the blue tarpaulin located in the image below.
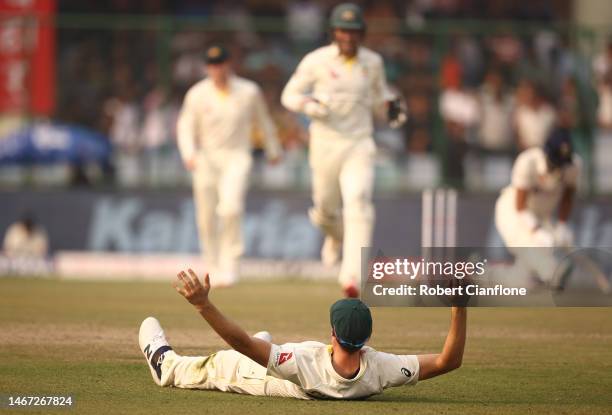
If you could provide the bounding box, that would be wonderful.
[0,123,112,165]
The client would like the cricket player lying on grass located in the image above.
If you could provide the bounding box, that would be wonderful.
[138,269,467,400]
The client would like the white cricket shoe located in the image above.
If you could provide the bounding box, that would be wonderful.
[139,317,173,386]
[253,331,272,342]
[321,236,342,266]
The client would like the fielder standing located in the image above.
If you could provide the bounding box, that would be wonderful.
[138,268,466,400]
[495,129,580,287]
[281,3,406,297]
[177,45,282,286]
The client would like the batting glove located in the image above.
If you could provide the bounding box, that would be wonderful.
[387,98,407,128]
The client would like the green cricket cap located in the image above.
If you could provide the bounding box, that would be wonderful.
[329,3,366,31]
[330,298,372,351]
[204,45,229,64]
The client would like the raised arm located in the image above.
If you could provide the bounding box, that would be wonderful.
[173,269,271,367]
[417,306,467,381]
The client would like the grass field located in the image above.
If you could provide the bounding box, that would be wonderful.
[1,277,611,415]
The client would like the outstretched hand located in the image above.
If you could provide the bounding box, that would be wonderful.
[173,269,211,310]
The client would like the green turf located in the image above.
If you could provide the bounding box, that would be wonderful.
[1,277,611,415]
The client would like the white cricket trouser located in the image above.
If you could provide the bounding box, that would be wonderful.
[192,150,252,284]
[159,350,310,400]
[309,135,376,287]
[494,189,558,282]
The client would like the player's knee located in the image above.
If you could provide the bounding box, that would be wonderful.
[217,202,244,217]
[309,207,340,228]
[342,186,372,211]
[343,200,374,222]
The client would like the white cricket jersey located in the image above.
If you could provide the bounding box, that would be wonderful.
[281,43,394,141]
[267,341,419,400]
[501,147,580,218]
[177,75,281,162]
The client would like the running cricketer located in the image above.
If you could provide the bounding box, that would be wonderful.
[177,45,282,286]
[281,3,406,297]
[138,269,466,400]
[495,129,580,287]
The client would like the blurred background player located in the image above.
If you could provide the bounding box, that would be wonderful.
[281,3,406,297]
[177,45,282,287]
[2,213,48,259]
[494,128,580,288]
[138,268,466,400]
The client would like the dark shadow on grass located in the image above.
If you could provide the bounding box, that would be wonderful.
[133,384,601,407]
[167,388,484,405]
[367,394,579,405]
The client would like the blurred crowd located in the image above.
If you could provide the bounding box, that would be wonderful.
[47,0,612,190]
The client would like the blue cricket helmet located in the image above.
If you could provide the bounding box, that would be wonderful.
[544,127,573,168]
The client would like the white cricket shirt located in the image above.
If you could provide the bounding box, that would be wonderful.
[502,147,580,218]
[281,43,394,141]
[267,341,419,400]
[177,75,281,162]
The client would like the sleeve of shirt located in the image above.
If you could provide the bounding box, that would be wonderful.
[371,55,395,110]
[176,88,198,163]
[281,54,317,113]
[511,151,536,189]
[374,351,420,388]
[252,86,282,160]
[267,343,301,386]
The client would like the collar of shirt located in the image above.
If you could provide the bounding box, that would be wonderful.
[324,344,368,383]
[207,75,236,98]
[330,42,363,68]
[535,149,566,181]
